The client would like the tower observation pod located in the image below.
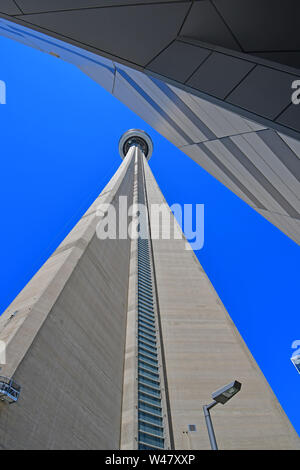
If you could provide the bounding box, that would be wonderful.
[119,129,153,160]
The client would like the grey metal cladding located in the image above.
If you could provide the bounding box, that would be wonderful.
[279,133,300,160]
[221,137,300,218]
[250,51,300,70]
[186,52,255,100]
[226,66,299,120]
[16,2,191,66]
[258,130,300,183]
[117,68,193,145]
[16,0,110,14]
[197,142,266,210]
[180,0,242,51]
[276,102,300,133]
[0,0,22,14]
[150,77,216,141]
[147,41,211,84]
[213,0,300,52]
[15,0,185,14]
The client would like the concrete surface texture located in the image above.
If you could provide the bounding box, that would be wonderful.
[0,148,135,449]
[143,156,300,450]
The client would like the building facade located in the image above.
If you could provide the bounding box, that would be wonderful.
[0,131,299,449]
[0,6,299,245]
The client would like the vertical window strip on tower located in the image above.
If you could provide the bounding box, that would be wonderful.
[136,154,165,451]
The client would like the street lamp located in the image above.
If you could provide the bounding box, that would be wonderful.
[203,380,242,450]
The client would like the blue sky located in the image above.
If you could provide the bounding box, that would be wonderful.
[0,34,299,435]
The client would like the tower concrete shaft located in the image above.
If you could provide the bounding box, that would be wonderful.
[120,133,300,450]
[0,131,299,450]
[120,141,171,450]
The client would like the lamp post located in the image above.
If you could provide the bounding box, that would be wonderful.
[203,380,242,450]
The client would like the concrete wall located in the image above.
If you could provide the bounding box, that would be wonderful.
[143,158,300,450]
[0,149,135,449]
[120,149,138,450]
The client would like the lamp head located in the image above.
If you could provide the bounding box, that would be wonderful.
[211,380,242,405]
